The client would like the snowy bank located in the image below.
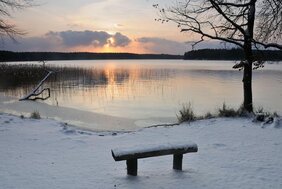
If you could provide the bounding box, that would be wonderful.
[0,95,176,131]
[0,113,281,189]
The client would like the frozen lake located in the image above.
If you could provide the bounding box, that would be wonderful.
[1,60,281,120]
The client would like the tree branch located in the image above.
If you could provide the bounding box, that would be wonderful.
[181,28,244,48]
[208,0,246,35]
[19,70,54,101]
[252,40,282,50]
[0,0,34,40]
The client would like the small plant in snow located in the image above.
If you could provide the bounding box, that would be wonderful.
[204,112,215,119]
[253,107,280,125]
[177,103,196,123]
[30,111,41,119]
[218,103,239,117]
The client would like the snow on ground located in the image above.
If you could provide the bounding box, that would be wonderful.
[0,113,281,189]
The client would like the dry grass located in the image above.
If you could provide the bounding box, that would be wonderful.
[177,103,196,123]
[30,111,41,119]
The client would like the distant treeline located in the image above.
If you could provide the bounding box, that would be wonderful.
[1,49,281,62]
[0,51,183,62]
[184,49,282,61]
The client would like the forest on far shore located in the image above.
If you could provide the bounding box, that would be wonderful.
[0,51,183,62]
[0,49,281,62]
[184,49,282,61]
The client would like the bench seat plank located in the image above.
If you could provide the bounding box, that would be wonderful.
[112,142,198,161]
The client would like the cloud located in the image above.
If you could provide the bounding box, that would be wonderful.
[47,30,126,48]
[185,40,232,50]
[110,32,131,47]
[136,37,231,54]
[0,31,225,54]
[137,37,188,55]
[54,30,111,47]
[0,35,63,52]
[0,30,132,51]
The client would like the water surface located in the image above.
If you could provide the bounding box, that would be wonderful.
[1,60,281,120]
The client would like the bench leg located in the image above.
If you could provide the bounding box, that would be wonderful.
[173,154,183,170]
[126,159,138,176]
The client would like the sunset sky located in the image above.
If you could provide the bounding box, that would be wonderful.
[1,0,221,54]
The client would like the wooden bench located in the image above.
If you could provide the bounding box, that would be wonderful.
[111,142,198,176]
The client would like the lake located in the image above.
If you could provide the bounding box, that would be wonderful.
[0,60,281,120]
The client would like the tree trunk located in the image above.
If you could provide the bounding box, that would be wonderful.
[242,0,256,113]
[243,41,253,112]
[242,61,253,112]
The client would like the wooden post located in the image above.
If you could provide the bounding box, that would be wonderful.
[173,154,183,170]
[126,159,137,176]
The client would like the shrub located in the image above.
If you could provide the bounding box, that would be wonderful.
[218,103,238,117]
[253,107,280,122]
[255,106,270,117]
[177,103,196,123]
[30,111,41,119]
[204,112,215,119]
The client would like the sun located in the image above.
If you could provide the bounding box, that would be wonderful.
[108,37,115,46]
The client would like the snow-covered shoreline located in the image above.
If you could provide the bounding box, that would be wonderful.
[0,95,177,131]
[0,112,281,189]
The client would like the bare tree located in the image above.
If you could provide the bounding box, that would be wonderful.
[155,0,282,112]
[0,1,54,101]
[0,0,33,40]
